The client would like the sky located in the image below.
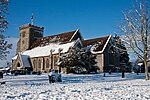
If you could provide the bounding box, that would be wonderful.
[6,0,133,39]
[1,0,134,66]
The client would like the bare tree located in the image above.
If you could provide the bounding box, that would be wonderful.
[0,0,12,60]
[0,0,9,33]
[120,0,149,80]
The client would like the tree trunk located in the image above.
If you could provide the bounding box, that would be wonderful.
[144,61,149,80]
[144,0,149,80]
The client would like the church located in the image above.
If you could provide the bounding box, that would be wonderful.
[12,24,121,73]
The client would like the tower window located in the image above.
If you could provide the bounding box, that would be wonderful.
[22,31,26,37]
[22,33,25,37]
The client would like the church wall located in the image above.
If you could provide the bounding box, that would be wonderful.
[30,58,38,72]
[30,54,60,73]
[96,54,104,72]
[18,28,30,52]
[12,56,22,71]
[43,56,51,73]
[53,54,59,71]
[30,57,44,72]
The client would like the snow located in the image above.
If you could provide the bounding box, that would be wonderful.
[0,67,10,71]
[12,41,75,60]
[0,73,150,100]
[91,35,111,54]
[20,54,31,68]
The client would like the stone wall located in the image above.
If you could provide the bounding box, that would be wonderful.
[30,54,60,73]
[96,54,104,72]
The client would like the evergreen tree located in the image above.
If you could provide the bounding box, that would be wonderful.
[113,35,129,65]
[57,47,96,73]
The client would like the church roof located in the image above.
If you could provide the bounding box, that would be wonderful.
[19,54,31,68]
[12,41,76,59]
[82,36,110,52]
[31,30,79,48]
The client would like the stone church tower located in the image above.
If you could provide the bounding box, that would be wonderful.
[16,24,44,53]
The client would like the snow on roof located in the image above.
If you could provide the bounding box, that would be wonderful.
[16,41,75,59]
[31,30,77,48]
[138,63,143,66]
[20,54,31,68]
[91,35,112,54]
[0,67,10,71]
[12,55,17,60]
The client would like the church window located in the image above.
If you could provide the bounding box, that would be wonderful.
[46,59,49,68]
[17,63,20,67]
[42,59,45,70]
[38,59,41,68]
[22,31,26,37]
[54,56,58,66]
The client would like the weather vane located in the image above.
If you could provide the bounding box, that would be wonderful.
[30,13,34,25]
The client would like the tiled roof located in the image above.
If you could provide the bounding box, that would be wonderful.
[82,36,109,51]
[31,30,77,48]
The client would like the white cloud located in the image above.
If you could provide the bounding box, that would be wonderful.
[0,37,18,67]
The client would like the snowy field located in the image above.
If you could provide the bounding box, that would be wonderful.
[0,73,150,100]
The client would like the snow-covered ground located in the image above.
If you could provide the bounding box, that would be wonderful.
[0,73,150,100]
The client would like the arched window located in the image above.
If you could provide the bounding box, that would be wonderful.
[42,59,45,70]
[22,31,26,37]
[17,63,20,67]
[46,59,49,68]
[38,59,41,68]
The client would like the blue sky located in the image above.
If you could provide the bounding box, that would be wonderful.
[6,0,132,39]
[1,0,135,66]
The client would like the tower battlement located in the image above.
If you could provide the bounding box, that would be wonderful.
[19,24,44,31]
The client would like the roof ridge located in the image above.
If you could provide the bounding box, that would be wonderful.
[69,29,80,41]
[43,30,77,38]
[82,36,110,41]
